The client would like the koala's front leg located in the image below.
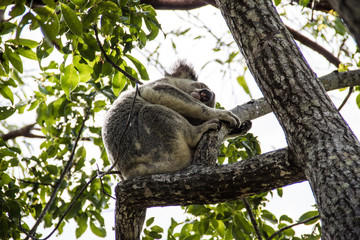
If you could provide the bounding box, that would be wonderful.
[140,84,240,128]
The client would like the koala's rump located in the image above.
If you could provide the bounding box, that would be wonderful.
[104,96,195,179]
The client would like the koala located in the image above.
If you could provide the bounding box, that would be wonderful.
[102,61,250,180]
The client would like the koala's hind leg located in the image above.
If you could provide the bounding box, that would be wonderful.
[136,105,219,174]
[183,119,220,148]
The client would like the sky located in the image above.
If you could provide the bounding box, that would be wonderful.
[8,2,360,239]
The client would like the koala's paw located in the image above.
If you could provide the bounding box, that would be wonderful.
[219,110,240,129]
[203,119,221,131]
[228,120,252,136]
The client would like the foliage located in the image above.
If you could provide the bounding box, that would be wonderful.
[0,0,159,239]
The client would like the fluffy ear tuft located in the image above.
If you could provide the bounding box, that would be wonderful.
[165,60,198,80]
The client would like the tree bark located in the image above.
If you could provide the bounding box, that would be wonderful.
[215,0,360,238]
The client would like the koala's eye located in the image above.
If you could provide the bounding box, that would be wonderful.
[192,82,208,89]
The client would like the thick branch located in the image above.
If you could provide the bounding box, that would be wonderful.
[116,147,303,206]
[231,69,360,122]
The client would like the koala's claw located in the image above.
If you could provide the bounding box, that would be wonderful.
[220,110,240,129]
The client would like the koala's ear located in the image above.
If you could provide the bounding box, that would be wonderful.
[165,60,198,81]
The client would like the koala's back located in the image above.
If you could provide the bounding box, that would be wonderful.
[102,85,194,179]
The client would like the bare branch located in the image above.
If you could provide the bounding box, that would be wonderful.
[1,123,43,141]
[140,0,217,9]
[287,26,341,67]
[243,198,263,240]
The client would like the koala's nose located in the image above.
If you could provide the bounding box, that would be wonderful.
[200,89,214,102]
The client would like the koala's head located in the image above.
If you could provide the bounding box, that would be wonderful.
[166,61,216,108]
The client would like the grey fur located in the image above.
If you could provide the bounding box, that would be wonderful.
[102,62,241,180]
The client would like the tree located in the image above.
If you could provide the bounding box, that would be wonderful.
[0,0,359,240]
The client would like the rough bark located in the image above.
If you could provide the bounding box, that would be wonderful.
[215,0,360,238]
[328,0,360,47]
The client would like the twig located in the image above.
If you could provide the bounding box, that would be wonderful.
[97,164,116,200]
[243,198,263,240]
[24,109,90,240]
[93,24,143,85]
[267,215,320,240]
[337,86,353,111]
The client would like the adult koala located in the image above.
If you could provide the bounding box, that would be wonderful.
[102,61,248,180]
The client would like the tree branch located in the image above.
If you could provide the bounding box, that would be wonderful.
[286,26,341,67]
[1,123,43,141]
[115,123,305,239]
[231,69,360,122]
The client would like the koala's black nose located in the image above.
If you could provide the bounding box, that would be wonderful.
[200,89,214,102]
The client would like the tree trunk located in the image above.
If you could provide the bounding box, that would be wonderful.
[215,0,360,238]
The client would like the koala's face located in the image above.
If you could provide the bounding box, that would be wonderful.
[181,80,216,108]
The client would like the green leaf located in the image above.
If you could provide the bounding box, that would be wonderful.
[73,55,93,82]
[112,70,127,96]
[0,22,17,35]
[276,187,283,197]
[356,93,360,109]
[197,219,209,235]
[144,18,160,41]
[236,75,251,97]
[9,4,26,17]
[5,46,23,73]
[234,213,253,234]
[16,47,37,60]
[90,221,106,237]
[298,210,319,225]
[274,0,281,6]
[146,217,155,227]
[126,55,149,80]
[0,106,16,120]
[261,210,278,224]
[8,38,39,48]
[211,219,225,238]
[75,213,88,238]
[71,0,88,7]
[61,3,83,36]
[46,165,58,175]
[0,85,14,104]
[33,6,60,44]
[279,214,293,223]
[61,64,80,97]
